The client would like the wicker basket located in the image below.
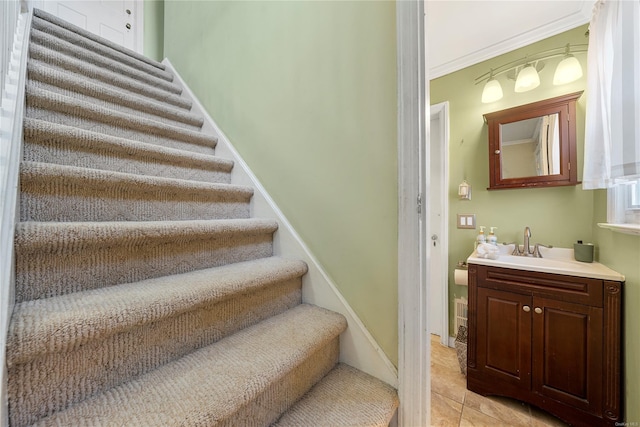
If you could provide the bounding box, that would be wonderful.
[454,325,468,376]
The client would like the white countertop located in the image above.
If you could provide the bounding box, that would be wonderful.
[467,244,625,282]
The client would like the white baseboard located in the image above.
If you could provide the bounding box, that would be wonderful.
[164,58,398,388]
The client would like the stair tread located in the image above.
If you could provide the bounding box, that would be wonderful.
[19,161,253,222]
[20,161,252,199]
[16,218,278,254]
[32,304,347,426]
[32,8,165,71]
[30,28,181,94]
[26,85,217,150]
[7,257,308,365]
[273,363,399,427]
[31,15,173,82]
[28,46,192,109]
[28,62,204,128]
[23,118,233,179]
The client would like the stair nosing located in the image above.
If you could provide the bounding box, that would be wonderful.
[7,257,308,365]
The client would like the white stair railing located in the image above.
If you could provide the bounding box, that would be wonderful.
[0,1,30,425]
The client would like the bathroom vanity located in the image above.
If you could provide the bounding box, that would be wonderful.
[466,246,624,427]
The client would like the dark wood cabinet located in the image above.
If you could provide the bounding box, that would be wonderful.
[467,264,623,427]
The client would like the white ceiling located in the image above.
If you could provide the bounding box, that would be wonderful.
[426,0,594,79]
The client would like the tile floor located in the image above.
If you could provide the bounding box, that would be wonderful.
[430,334,569,427]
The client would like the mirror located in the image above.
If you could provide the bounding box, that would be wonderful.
[500,114,560,179]
[484,91,582,189]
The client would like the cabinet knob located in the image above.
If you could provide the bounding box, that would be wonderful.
[522,305,530,312]
[534,307,542,314]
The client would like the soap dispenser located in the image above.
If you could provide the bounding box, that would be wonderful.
[476,226,486,247]
[488,227,498,245]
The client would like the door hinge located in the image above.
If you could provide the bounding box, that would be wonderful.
[417,193,423,214]
[568,162,571,171]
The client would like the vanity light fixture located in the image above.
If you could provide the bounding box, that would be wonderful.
[476,43,587,103]
[553,44,583,85]
[481,71,503,103]
[514,63,541,92]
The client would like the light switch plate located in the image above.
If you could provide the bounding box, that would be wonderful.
[457,214,476,229]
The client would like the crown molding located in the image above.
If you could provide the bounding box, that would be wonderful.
[429,1,593,80]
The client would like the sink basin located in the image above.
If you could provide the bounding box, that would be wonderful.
[467,244,625,281]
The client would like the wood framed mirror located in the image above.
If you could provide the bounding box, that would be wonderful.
[484,91,583,190]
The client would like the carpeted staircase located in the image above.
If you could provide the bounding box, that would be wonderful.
[5,9,398,426]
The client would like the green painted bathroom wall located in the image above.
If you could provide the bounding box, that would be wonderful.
[143,0,164,61]
[592,191,640,423]
[163,1,399,365]
[432,24,639,421]
[430,25,592,335]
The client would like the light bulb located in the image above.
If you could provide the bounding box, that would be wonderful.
[481,78,503,103]
[514,64,540,93]
[553,55,583,85]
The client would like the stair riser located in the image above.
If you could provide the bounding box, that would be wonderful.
[20,173,252,222]
[24,140,233,184]
[20,193,250,222]
[28,48,192,110]
[8,280,302,427]
[220,339,339,426]
[31,16,174,82]
[26,106,216,155]
[30,30,182,95]
[28,76,203,130]
[15,230,275,302]
[23,119,233,184]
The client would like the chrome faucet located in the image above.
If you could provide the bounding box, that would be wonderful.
[507,226,552,257]
[523,226,532,256]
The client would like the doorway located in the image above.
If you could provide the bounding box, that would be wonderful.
[28,0,143,53]
[428,102,449,346]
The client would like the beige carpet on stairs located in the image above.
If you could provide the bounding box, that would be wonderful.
[5,7,399,427]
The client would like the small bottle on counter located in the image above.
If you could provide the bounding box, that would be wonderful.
[476,226,486,248]
[487,227,498,245]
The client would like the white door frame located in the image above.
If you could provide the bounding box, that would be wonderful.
[429,102,450,346]
[396,0,429,426]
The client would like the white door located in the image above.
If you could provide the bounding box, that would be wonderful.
[35,0,142,53]
[428,102,449,345]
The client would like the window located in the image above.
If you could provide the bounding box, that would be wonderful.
[606,178,640,234]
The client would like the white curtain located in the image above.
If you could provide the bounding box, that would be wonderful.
[583,0,640,189]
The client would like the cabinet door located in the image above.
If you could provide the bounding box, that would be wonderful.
[532,297,603,414]
[477,287,532,388]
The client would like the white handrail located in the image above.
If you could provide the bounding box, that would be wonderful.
[0,3,30,425]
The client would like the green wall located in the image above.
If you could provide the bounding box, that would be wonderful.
[143,0,164,61]
[163,1,399,365]
[431,25,639,422]
[592,191,640,424]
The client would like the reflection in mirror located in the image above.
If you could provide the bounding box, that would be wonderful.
[500,114,560,179]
